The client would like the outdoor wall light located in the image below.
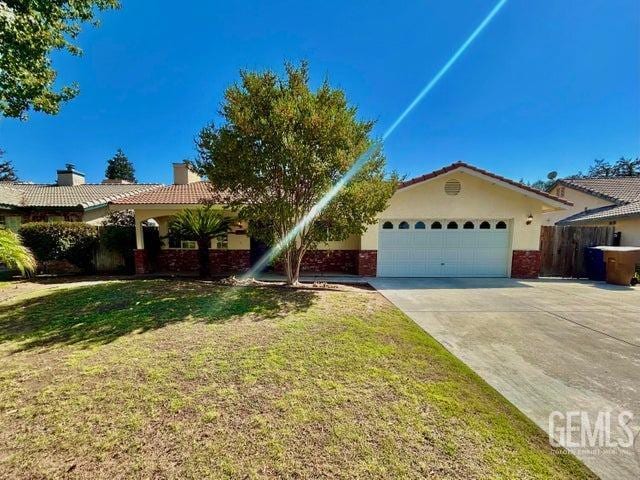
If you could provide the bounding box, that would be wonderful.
[526,214,533,225]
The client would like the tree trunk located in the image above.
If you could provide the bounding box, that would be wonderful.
[197,238,210,278]
[283,246,305,286]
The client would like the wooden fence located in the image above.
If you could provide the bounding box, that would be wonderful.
[540,226,614,278]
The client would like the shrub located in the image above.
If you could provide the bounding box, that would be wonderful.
[19,222,99,273]
[0,228,36,276]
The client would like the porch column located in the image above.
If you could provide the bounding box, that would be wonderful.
[135,218,145,249]
[134,212,148,274]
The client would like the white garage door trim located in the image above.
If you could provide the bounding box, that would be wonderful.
[377,219,511,278]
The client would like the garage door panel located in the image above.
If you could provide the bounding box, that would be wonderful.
[378,219,510,278]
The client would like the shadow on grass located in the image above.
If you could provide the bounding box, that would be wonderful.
[0,280,315,352]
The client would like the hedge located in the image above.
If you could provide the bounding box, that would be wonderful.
[19,222,99,273]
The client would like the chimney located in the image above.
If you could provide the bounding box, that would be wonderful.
[173,162,201,185]
[57,164,85,186]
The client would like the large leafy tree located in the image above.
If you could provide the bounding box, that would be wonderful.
[0,149,18,181]
[0,0,119,119]
[0,228,36,276]
[169,206,231,278]
[195,62,396,285]
[105,149,136,182]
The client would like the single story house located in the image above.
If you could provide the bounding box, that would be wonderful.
[543,177,640,246]
[0,164,160,230]
[111,162,571,278]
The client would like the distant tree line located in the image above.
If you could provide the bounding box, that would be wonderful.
[528,157,640,191]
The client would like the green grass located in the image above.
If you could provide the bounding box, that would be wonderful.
[0,280,595,479]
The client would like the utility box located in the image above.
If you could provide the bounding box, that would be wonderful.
[596,247,640,286]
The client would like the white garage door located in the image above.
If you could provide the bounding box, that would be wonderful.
[377,219,511,277]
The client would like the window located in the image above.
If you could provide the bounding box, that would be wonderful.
[180,240,197,249]
[47,215,64,223]
[447,221,458,229]
[479,221,491,229]
[430,221,442,230]
[496,221,507,229]
[5,216,21,232]
[463,221,474,229]
[415,221,426,229]
[382,221,394,229]
[215,234,228,249]
[398,221,410,229]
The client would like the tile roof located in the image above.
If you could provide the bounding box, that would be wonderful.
[559,201,640,224]
[110,181,235,205]
[0,183,25,207]
[556,177,640,204]
[554,177,640,223]
[0,183,161,209]
[400,161,572,206]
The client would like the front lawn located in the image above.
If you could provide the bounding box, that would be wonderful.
[0,280,593,479]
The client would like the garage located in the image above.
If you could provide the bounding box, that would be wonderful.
[377,219,511,277]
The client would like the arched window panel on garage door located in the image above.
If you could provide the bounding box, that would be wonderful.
[382,221,394,229]
[398,221,410,229]
[415,221,426,229]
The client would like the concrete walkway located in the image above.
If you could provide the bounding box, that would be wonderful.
[370,277,640,480]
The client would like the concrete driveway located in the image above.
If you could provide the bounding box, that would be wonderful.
[370,277,640,480]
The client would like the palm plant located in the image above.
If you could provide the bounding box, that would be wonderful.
[0,228,36,276]
[169,206,231,278]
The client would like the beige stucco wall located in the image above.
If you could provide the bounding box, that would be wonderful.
[361,171,560,251]
[119,204,358,252]
[83,206,111,225]
[615,219,640,246]
[118,205,250,250]
[543,185,614,225]
[316,235,361,250]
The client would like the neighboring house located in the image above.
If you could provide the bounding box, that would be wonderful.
[111,162,570,278]
[544,177,640,246]
[0,164,160,231]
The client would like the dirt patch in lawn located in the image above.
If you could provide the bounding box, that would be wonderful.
[0,280,595,479]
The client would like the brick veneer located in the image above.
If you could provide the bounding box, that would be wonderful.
[357,250,377,276]
[273,250,359,274]
[155,249,250,275]
[303,250,358,274]
[134,249,149,274]
[511,250,541,279]
[136,248,373,277]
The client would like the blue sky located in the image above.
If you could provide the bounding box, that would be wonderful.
[1,0,638,185]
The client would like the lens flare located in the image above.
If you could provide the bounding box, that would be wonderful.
[242,0,509,281]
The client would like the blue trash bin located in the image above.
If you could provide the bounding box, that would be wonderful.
[585,247,606,281]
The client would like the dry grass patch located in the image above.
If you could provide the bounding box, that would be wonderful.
[0,279,595,479]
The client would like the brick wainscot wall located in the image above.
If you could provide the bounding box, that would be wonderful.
[511,250,541,279]
[135,249,380,277]
[134,249,250,275]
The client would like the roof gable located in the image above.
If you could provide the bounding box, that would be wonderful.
[400,162,572,208]
[555,177,640,205]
